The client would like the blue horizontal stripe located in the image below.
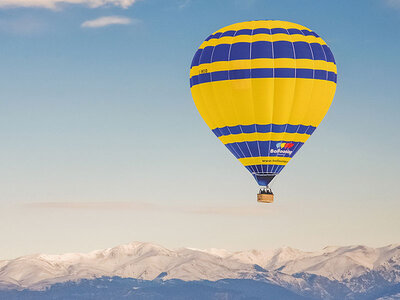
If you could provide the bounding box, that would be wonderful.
[225,141,304,159]
[204,28,319,41]
[193,42,334,67]
[251,68,273,78]
[246,164,285,174]
[212,124,316,137]
[189,68,337,87]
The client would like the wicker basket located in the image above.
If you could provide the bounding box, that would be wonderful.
[257,193,274,203]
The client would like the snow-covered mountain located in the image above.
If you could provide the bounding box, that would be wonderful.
[1,242,400,299]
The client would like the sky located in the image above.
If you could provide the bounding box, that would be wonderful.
[0,0,399,259]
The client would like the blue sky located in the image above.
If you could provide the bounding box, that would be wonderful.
[0,0,399,258]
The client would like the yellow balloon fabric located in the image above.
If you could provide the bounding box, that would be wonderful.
[190,20,337,186]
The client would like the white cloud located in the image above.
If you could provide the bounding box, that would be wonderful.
[81,16,135,28]
[0,0,138,9]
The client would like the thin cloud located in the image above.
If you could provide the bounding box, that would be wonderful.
[24,201,159,211]
[81,16,135,28]
[0,0,138,10]
[178,0,190,9]
[0,17,46,35]
[23,201,277,216]
[385,0,400,9]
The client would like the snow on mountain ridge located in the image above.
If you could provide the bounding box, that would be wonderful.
[0,241,399,293]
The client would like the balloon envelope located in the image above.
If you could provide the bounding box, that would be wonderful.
[190,20,337,186]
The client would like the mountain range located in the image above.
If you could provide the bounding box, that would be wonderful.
[1,241,400,299]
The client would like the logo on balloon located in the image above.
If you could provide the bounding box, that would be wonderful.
[270,142,295,155]
[276,142,294,149]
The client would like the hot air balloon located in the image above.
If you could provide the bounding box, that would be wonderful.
[189,20,337,203]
